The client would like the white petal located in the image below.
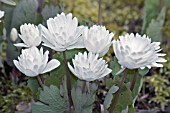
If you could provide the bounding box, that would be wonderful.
[152,63,163,67]
[157,53,166,56]
[41,59,60,74]
[116,67,126,75]
[68,62,78,76]
[24,69,38,77]
[13,60,25,74]
[99,68,112,79]
[14,60,38,77]
[14,43,29,47]
[156,57,167,62]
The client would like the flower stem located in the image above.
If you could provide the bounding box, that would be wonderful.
[98,0,102,25]
[82,81,86,93]
[37,75,44,89]
[130,69,138,91]
[37,0,43,13]
[159,0,163,12]
[109,68,128,113]
[63,51,74,111]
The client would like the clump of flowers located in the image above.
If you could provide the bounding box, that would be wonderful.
[12,12,166,113]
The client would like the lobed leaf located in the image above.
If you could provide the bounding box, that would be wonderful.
[32,85,68,113]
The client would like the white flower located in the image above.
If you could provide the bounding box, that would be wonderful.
[40,12,84,51]
[83,25,114,57]
[10,28,18,42]
[14,23,41,47]
[13,47,60,77]
[68,52,112,81]
[0,10,5,19]
[113,33,167,69]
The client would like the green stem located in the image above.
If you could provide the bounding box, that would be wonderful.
[130,69,138,91]
[109,68,128,113]
[63,51,74,111]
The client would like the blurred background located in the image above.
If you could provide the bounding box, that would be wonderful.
[0,0,170,113]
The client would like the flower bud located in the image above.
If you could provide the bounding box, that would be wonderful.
[10,28,18,42]
[0,10,5,19]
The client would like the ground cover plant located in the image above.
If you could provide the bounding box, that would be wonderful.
[0,0,170,113]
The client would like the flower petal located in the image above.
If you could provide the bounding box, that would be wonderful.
[41,59,60,74]
[14,43,29,47]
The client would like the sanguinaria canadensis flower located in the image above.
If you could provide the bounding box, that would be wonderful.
[14,23,41,47]
[13,47,60,77]
[40,12,84,51]
[68,52,112,81]
[83,25,114,57]
[112,33,167,69]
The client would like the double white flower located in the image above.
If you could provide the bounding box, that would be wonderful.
[113,33,167,69]
[68,52,112,81]
[13,47,60,77]
[83,25,114,57]
[14,23,41,47]
[40,12,84,51]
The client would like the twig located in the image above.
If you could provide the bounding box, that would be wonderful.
[109,68,128,113]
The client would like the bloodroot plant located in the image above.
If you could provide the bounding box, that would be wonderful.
[13,12,166,113]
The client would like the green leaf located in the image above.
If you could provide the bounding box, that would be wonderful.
[6,42,20,66]
[0,3,15,36]
[0,0,16,6]
[27,77,39,97]
[104,85,119,109]
[141,0,168,34]
[110,80,133,113]
[44,76,62,87]
[32,85,68,113]
[41,5,60,21]
[109,57,121,76]
[51,53,77,88]
[125,69,146,109]
[138,68,149,76]
[66,49,86,60]
[51,53,66,76]
[11,0,38,30]
[71,80,97,113]
[141,0,159,34]
[146,7,166,42]
[106,79,114,89]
